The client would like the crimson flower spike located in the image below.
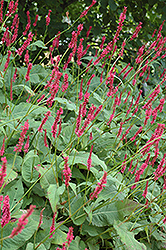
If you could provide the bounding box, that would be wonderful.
[10,205,36,238]
[89,171,107,200]
[80,0,97,18]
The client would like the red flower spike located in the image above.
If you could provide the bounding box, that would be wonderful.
[49,212,56,238]
[10,205,36,238]
[46,10,52,26]
[63,156,71,188]
[1,195,11,227]
[90,171,107,200]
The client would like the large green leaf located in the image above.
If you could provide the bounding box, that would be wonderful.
[2,178,24,213]
[113,220,147,250]
[69,236,86,250]
[67,150,107,171]
[88,202,120,227]
[70,196,86,225]
[22,150,40,183]
[47,184,65,213]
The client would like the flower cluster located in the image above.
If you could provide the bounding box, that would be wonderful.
[51,108,63,138]
[63,156,72,188]
[90,171,107,200]
[14,120,29,152]
[10,205,36,238]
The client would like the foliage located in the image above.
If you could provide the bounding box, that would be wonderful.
[0,1,166,250]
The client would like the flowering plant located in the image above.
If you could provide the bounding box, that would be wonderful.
[0,0,166,249]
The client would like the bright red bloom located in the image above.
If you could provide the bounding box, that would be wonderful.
[25,63,32,82]
[66,226,74,245]
[142,180,148,198]
[24,50,29,65]
[80,0,96,18]
[0,157,7,188]
[90,171,107,200]
[1,195,11,227]
[10,205,36,238]
[3,50,11,72]
[0,0,4,23]
[0,137,6,156]
[87,144,93,171]
[17,32,34,56]
[14,120,29,152]
[23,11,31,36]
[61,74,69,92]
[44,129,48,147]
[86,26,92,38]
[130,22,142,40]
[63,156,71,188]
[49,212,56,238]
[46,10,52,26]
[33,14,38,27]
[24,135,29,153]
[51,108,63,138]
[38,111,51,133]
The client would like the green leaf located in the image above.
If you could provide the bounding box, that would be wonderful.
[70,196,86,225]
[47,184,65,213]
[26,242,47,250]
[67,150,107,171]
[22,150,40,183]
[113,220,147,250]
[88,203,120,227]
[69,236,86,250]
[108,0,117,11]
[2,178,24,212]
[51,228,67,245]
[27,40,48,51]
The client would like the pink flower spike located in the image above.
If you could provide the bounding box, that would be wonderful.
[63,156,72,188]
[87,144,93,171]
[46,9,52,26]
[100,36,106,50]
[10,205,36,238]
[0,0,4,23]
[90,171,107,200]
[49,212,56,238]
[130,22,142,40]
[142,180,148,198]
[1,195,11,227]
[37,94,45,103]
[44,129,48,147]
[75,104,82,135]
[25,63,32,82]
[24,50,29,65]
[23,11,31,36]
[14,120,29,152]
[33,14,38,27]
[37,207,45,229]
[61,73,69,92]
[0,157,7,188]
[57,118,62,138]
[79,79,83,101]
[24,135,29,153]
[3,50,11,72]
[130,126,142,141]
[51,108,63,138]
[38,111,51,133]
[10,79,13,101]
[66,226,74,246]
[80,0,96,18]
[0,137,6,156]
[86,26,92,38]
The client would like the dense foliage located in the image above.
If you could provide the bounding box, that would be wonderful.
[0,0,166,249]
